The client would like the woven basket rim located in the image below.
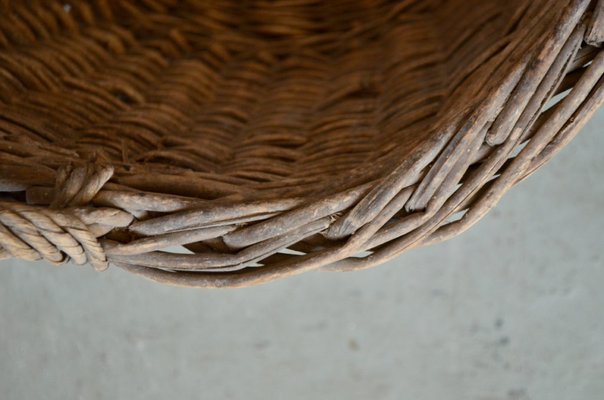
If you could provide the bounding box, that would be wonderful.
[0,0,603,287]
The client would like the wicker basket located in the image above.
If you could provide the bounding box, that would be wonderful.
[1,0,603,287]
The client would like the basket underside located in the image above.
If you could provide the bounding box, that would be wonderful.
[0,0,603,287]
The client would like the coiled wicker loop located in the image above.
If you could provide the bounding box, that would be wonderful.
[0,0,603,287]
[51,163,114,208]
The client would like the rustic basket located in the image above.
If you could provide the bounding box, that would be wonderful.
[1,0,603,287]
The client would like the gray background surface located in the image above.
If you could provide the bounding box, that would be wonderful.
[1,111,602,400]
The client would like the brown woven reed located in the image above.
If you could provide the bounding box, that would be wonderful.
[1,0,603,287]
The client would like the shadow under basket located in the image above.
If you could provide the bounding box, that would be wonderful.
[1,0,603,287]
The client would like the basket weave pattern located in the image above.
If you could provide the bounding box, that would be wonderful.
[1,0,603,287]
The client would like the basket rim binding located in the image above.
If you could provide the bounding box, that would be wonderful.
[0,0,603,287]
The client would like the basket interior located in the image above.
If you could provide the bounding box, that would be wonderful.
[1,0,529,201]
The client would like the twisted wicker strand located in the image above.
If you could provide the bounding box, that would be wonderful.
[0,206,64,264]
[0,162,115,270]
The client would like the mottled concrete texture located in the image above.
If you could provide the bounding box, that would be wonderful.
[1,111,603,400]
